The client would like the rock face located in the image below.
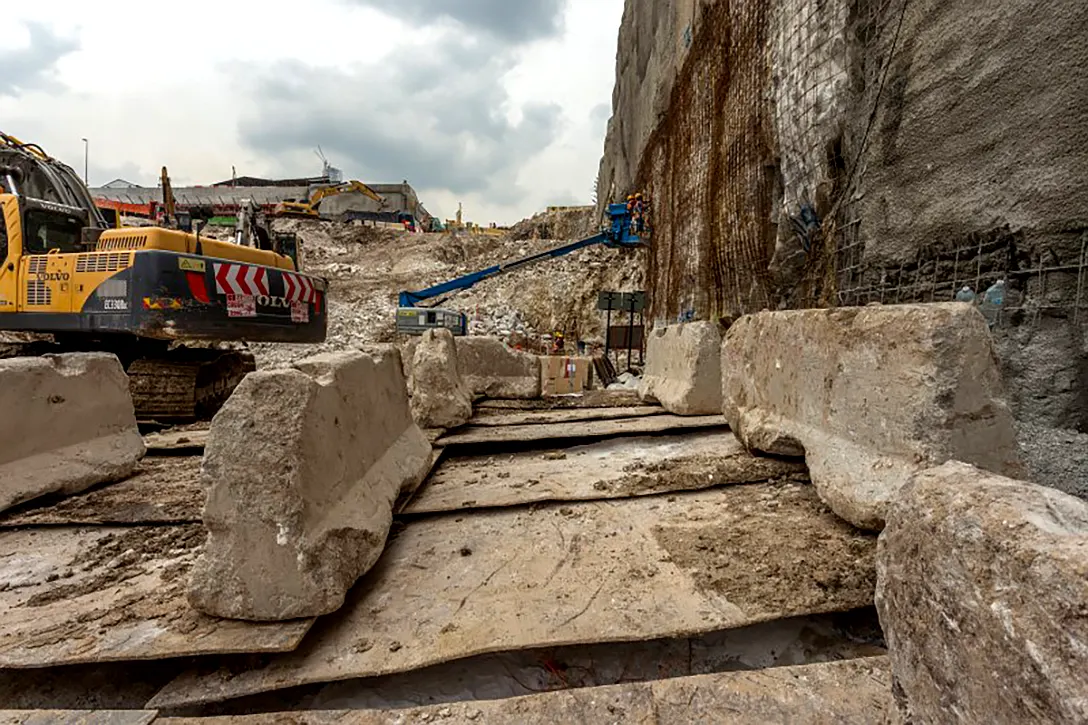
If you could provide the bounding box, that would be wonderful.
[597,0,1088,429]
[0,353,144,513]
[409,329,473,429]
[639,322,722,415]
[455,337,541,400]
[877,462,1088,724]
[188,349,432,621]
[723,303,1022,530]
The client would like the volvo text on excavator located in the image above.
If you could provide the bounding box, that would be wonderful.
[0,132,328,420]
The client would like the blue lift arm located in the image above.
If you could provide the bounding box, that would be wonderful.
[398,203,645,309]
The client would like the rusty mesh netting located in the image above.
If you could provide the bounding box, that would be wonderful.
[638,0,776,325]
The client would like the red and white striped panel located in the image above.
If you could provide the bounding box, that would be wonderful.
[283,271,316,304]
[214,263,269,297]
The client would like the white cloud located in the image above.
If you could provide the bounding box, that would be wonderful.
[0,0,624,225]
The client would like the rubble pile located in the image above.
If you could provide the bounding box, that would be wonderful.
[509,206,597,242]
[249,218,645,369]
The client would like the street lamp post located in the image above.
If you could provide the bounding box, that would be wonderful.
[81,138,88,185]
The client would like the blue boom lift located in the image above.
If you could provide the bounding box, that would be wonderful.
[396,203,646,336]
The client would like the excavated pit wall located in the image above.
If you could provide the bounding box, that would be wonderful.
[597,0,1088,429]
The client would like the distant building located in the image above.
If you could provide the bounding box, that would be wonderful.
[101,178,145,190]
[90,176,433,227]
[210,175,334,189]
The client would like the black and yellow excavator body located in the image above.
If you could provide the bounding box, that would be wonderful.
[0,132,327,421]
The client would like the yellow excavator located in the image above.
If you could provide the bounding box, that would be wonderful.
[0,132,328,420]
[274,180,385,219]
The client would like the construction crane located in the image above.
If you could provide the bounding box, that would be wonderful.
[396,202,646,336]
[0,131,328,421]
[274,180,385,219]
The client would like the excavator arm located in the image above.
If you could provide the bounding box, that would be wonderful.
[310,180,385,208]
[0,132,108,229]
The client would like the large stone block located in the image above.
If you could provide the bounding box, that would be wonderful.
[0,353,144,513]
[640,322,723,415]
[456,337,541,399]
[188,349,432,621]
[409,329,472,429]
[877,462,1088,724]
[723,303,1021,530]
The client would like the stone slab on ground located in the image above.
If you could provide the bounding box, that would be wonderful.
[156,657,895,724]
[0,354,146,514]
[476,390,642,410]
[468,405,666,427]
[405,432,805,514]
[435,415,727,447]
[144,429,209,454]
[0,713,158,725]
[724,303,1022,530]
[0,525,313,668]
[877,462,1088,724]
[165,611,885,712]
[190,350,433,622]
[148,482,876,708]
[0,457,203,527]
[640,321,723,415]
[456,337,541,399]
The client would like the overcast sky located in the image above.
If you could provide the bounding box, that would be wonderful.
[0,0,624,225]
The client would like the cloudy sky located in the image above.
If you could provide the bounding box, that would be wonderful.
[0,0,624,225]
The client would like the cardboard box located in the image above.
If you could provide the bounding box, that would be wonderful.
[541,356,592,396]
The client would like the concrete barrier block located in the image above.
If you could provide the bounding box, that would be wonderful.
[877,462,1088,723]
[399,337,419,392]
[188,348,433,621]
[456,337,541,399]
[639,322,723,415]
[723,303,1022,530]
[410,329,473,429]
[0,353,144,513]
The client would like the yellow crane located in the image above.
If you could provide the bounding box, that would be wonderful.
[274,180,385,219]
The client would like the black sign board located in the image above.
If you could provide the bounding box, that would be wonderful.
[597,291,621,311]
[597,291,647,312]
[608,325,645,349]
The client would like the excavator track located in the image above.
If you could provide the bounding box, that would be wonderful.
[127,350,256,422]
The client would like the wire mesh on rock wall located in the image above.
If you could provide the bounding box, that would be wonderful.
[640,0,776,325]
